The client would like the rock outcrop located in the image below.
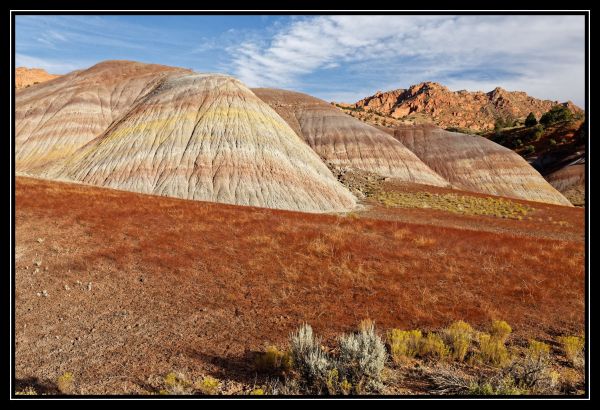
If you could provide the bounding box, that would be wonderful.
[387,124,572,206]
[253,88,449,187]
[15,67,60,89]
[16,61,356,213]
[343,82,583,131]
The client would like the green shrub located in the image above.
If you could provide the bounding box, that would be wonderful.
[160,372,194,395]
[504,340,557,394]
[540,105,573,126]
[15,387,38,395]
[525,112,538,127]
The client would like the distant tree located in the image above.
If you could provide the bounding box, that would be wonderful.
[540,106,573,126]
[525,112,538,127]
[523,145,536,155]
[549,138,557,146]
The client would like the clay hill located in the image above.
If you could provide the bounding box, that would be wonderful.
[339,82,582,132]
[252,88,449,188]
[382,124,572,206]
[256,88,571,206]
[16,60,572,210]
[16,61,356,213]
[15,67,60,89]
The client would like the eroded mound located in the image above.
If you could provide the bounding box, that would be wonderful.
[16,61,356,212]
[389,124,572,206]
[253,88,449,187]
[16,61,191,173]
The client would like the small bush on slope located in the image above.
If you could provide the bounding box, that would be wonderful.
[445,321,474,361]
[490,320,512,343]
[500,340,558,394]
[338,322,387,392]
[558,336,585,368]
[420,333,450,360]
[289,324,333,393]
[388,329,422,363]
[288,322,386,394]
[56,372,74,394]
[255,346,293,374]
[476,333,510,367]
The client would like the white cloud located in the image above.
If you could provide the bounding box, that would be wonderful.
[230,15,585,106]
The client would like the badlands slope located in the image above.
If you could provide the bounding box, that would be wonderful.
[546,163,585,207]
[16,61,190,173]
[252,88,449,187]
[386,124,572,206]
[16,61,355,212]
[16,60,573,211]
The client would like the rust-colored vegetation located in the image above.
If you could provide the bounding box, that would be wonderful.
[15,177,584,394]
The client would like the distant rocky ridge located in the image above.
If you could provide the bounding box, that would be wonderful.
[15,67,60,89]
[338,82,583,132]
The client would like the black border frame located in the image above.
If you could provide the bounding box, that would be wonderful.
[9,9,591,400]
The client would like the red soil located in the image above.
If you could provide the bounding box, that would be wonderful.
[14,177,585,394]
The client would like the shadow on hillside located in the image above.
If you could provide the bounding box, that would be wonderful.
[187,349,269,385]
[14,377,60,395]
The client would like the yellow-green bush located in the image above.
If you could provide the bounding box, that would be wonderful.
[468,376,527,395]
[388,329,422,363]
[196,376,220,395]
[558,336,584,366]
[477,333,510,367]
[15,387,37,395]
[527,340,551,363]
[57,372,74,394]
[446,321,473,361]
[249,388,265,395]
[490,320,512,343]
[255,346,293,373]
[419,333,450,360]
[161,372,193,395]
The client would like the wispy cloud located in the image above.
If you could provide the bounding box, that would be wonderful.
[15,53,93,74]
[229,15,585,105]
[15,15,585,105]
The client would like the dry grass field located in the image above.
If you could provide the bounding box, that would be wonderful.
[14,176,585,395]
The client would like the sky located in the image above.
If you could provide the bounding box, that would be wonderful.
[15,14,586,106]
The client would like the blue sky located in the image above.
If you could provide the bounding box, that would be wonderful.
[15,14,585,106]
